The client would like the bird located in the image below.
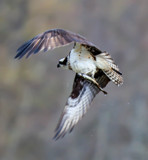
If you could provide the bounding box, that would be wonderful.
[15,28,123,140]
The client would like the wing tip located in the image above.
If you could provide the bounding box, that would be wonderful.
[53,119,75,140]
[52,129,68,141]
[53,129,74,141]
[14,52,23,59]
[14,51,30,59]
[14,54,19,59]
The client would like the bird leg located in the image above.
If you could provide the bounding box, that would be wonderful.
[78,73,108,95]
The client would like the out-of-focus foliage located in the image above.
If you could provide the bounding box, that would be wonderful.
[0,0,148,160]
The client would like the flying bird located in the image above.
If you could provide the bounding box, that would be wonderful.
[15,29,123,140]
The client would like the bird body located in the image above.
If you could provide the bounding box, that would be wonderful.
[69,43,97,76]
[15,29,123,140]
[58,42,123,88]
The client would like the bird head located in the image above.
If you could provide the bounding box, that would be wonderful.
[57,57,69,69]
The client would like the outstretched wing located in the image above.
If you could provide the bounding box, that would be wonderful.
[53,71,110,140]
[15,29,96,59]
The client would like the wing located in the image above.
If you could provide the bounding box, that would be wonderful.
[53,71,110,140]
[15,29,96,59]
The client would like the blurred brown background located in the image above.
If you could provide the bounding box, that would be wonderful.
[0,0,148,160]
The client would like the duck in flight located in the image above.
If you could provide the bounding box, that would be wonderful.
[15,29,123,140]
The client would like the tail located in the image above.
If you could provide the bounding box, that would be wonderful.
[97,52,123,86]
[103,68,123,86]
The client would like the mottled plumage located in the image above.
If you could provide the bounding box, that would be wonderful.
[15,29,123,140]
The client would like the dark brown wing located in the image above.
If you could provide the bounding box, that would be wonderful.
[15,29,97,59]
[53,71,110,140]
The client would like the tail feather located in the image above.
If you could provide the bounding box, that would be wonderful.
[104,69,123,86]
